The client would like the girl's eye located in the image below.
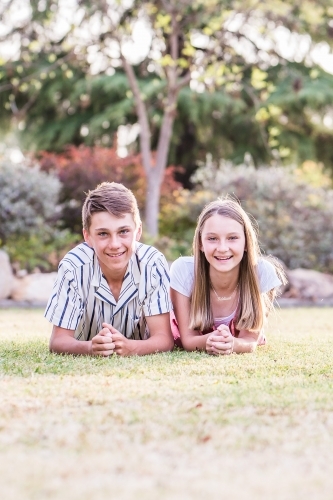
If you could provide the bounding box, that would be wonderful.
[208,237,217,241]
[229,236,238,240]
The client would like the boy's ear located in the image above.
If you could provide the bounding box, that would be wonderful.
[83,228,90,244]
[136,223,142,241]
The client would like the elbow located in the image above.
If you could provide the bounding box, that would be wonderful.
[165,336,175,352]
[248,342,257,353]
[49,335,62,355]
[49,338,58,354]
[49,336,55,353]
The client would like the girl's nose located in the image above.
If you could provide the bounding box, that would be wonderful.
[217,239,228,252]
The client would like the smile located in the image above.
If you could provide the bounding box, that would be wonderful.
[214,256,232,261]
[106,251,126,258]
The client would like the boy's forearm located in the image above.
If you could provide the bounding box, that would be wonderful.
[49,335,92,356]
[127,333,174,355]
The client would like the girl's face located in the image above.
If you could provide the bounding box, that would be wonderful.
[200,214,246,275]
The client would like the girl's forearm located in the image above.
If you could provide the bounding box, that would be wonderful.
[233,336,258,354]
[182,332,212,352]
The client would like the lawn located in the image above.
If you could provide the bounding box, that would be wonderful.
[1,307,333,500]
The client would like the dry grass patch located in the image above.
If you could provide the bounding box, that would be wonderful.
[1,308,333,499]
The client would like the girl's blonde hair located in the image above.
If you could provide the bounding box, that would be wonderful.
[189,198,286,333]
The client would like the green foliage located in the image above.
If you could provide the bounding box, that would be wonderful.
[0,159,62,243]
[158,158,333,271]
[2,0,333,183]
[0,157,81,271]
[4,230,81,273]
[186,159,333,272]
[39,145,183,235]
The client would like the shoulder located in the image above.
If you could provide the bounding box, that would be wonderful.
[135,242,167,268]
[257,257,276,275]
[170,256,194,274]
[170,256,194,297]
[257,257,282,293]
[60,242,94,271]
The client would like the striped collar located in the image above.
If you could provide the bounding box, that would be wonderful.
[92,250,141,314]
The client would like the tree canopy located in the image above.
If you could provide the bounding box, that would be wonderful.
[1,0,333,233]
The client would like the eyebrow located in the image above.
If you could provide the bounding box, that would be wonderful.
[94,226,131,231]
[205,231,241,236]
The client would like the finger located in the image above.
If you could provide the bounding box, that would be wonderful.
[93,335,113,344]
[111,332,123,341]
[211,341,233,351]
[114,347,126,356]
[217,326,231,336]
[97,325,111,337]
[108,326,122,335]
[113,340,124,350]
[94,349,114,357]
[102,322,112,329]
[93,342,115,352]
[209,335,231,343]
[217,324,229,332]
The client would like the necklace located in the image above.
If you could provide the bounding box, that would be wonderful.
[210,282,239,301]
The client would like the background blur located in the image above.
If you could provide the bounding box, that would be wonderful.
[1,0,333,277]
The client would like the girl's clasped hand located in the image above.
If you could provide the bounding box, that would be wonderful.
[206,324,234,356]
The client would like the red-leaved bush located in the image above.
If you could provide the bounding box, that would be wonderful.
[39,145,182,234]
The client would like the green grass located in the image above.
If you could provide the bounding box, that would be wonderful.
[1,308,333,499]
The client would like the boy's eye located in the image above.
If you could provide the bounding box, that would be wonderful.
[119,229,130,235]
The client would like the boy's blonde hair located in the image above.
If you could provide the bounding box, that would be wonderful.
[82,182,141,231]
[189,198,286,333]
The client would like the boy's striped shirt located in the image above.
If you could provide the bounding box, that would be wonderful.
[44,242,171,340]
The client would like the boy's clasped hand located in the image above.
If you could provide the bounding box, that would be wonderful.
[90,323,136,357]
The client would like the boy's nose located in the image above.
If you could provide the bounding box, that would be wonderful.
[109,235,121,248]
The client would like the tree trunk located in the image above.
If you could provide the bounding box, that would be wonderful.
[120,23,183,238]
[144,99,176,237]
[144,167,163,238]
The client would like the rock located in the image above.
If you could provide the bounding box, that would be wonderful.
[284,268,333,301]
[16,269,28,278]
[10,272,57,304]
[0,250,15,299]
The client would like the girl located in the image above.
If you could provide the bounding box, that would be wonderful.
[170,199,286,354]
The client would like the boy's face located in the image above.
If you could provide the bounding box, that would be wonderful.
[83,211,142,277]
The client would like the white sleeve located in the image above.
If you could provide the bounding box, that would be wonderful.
[258,258,282,293]
[170,257,194,297]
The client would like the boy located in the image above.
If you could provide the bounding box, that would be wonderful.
[44,182,173,356]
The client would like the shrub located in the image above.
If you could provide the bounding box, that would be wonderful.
[5,230,81,273]
[0,159,62,243]
[39,145,182,234]
[0,158,79,272]
[185,159,333,272]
